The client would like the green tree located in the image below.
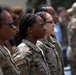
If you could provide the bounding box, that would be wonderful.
[26,0,76,10]
[26,0,46,8]
[52,0,76,10]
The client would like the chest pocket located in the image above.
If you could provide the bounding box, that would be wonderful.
[29,51,50,75]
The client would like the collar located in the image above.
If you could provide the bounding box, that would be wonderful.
[22,39,41,53]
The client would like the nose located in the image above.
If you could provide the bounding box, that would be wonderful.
[51,21,55,27]
[55,14,58,18]
[12,25,16,30]
[43,25,47,31]
[52,23,55,27]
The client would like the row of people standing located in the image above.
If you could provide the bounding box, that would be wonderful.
[66,2,76,75]
[0,4,64,75]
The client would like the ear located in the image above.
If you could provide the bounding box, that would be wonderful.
[28,27,33,33]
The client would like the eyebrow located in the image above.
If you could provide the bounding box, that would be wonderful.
[45,20,54,22]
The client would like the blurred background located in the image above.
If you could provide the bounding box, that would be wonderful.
[0,0,76,11]
[1,0,76,75]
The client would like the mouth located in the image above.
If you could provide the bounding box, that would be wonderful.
[12,31,16,36]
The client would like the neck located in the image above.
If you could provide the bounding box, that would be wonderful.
[26,36,37,45]
[0,39,5,46]
[44,34,48,40]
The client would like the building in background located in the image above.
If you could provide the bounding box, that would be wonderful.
[0,0,27,10]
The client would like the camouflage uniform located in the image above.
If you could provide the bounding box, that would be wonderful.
[0,45,20,75]
[13,39,51,75]
[36,35,63,75]
[67,18,76,75]
[0,66,3,75]
[48,35,64,74]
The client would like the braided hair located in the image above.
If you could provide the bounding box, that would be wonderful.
[0,7,4,28]
[18,13,37,40]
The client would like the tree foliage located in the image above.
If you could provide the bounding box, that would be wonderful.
[26,0,46,8]
[26,0,76,10]
[52,0,76,10]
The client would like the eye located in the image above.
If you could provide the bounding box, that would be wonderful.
[0,21,14,27]
[39,23,45,27]
[45,21,54,24]
[8,21,14,27]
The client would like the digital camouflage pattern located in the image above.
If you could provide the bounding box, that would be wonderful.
[0,45,20,75]
[36,35,63,75]
[67,18,76,75]
[0,66,3,75]
[67,18,76,60]
[48,35,64,75]
[13,39,51,75]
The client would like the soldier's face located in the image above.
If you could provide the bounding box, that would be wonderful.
[44,13,55,35]
[0,11,16,41]
[29,16,46,39]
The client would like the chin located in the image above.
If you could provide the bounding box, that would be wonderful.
[38,37,42,39]
[9,36,14,40]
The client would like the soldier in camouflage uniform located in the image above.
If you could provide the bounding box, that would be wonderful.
[66,2,76,75]
[67,18,76,75]
[35,5,64,75]
[13,13,52,75]
[0,7,19,75]
[36,11,63,75]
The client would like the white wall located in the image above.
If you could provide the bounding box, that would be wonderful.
[0,0,27,10]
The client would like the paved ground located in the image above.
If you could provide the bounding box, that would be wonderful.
[64,65,72,75]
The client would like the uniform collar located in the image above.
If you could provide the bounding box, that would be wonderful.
[22,39,41,53]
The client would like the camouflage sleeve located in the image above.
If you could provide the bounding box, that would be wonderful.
[0,66,4,75]
[13,55,30,75]
[13,46,32,75]
[0,54,4,75]
[66,46,73,61]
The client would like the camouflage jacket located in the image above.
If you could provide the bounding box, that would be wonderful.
[67,18,76,59]
[68,18,76,48]
[48,35,64,66]
[0,66,3,75]
[48,35,64,72]
[0,45,19,75]
[13,39,51,75]
[36,36,63,75]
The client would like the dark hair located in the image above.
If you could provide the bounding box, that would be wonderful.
[36,11,47,22]
[13,14,18,20]
[18,13,37,40]
[0,7,3,13]
[34,4,52,13]
[0,7,4,27]
[34,4,48,13]
[0,5,12,14]
[25,8,33,14]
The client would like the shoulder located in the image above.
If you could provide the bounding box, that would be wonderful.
[69,19,76,28]
[36,40,43,46]
[13,43,32,66]
[37,40,46,49]
[18,43,30,52]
